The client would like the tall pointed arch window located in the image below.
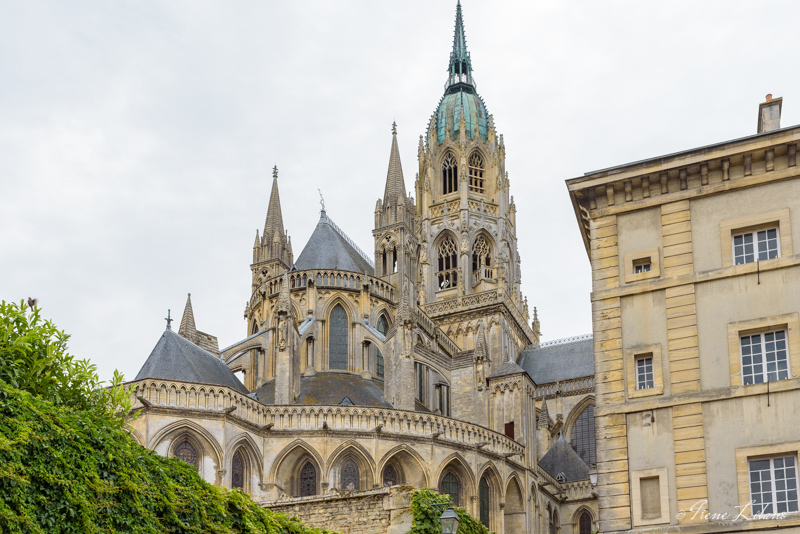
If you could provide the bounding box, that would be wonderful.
[174,439,198,470]
[300,461,317,497]
[471,235,492,281]
[442,152,458,195]
[571,404,596,468]
[329,304,348,370]
[579,511,592,534]
[382,464,398,487]
[441,472,461,506]
[437,236,458,290]
[468,152,485,193]
[376,315,388,379]
[341,459,360,491]
[231,450,245,489]
[479,476,490,527]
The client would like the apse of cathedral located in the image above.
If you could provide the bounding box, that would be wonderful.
[130,3,598,532]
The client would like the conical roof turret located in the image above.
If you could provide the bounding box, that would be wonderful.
[383,122,407,207]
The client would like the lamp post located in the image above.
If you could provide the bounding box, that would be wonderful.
[439,506,460,534]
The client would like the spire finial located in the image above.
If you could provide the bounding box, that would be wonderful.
[445,0,473,90]
[392,121,397,135]
[272,165,278,179]
[165,309,172,330]
[318,189,326,214]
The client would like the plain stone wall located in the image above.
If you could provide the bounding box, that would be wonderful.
[264,486,413,534]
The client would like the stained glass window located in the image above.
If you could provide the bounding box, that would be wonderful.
[479,477,490,527]
[232,450,244,489]
[579,511,592,534]
[329,304,348,370]
[442,152,458,195]
[441,472,460,506]
[300,462,317,497]
[376,315,388,379]
[341,459,359,491]
[383,464,397,487]
[571,405,596,468]
[175,440,198,470]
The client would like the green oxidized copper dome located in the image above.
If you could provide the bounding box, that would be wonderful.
[432,1,489,144]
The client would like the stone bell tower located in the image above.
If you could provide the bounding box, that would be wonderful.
[414,0,537,367]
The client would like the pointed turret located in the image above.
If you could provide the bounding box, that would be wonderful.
[178,293,197,339]
[383,122,407,208]
[264,165,285,241]
[254,166,292,269]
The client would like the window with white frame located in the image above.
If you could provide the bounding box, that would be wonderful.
[636,355,655,390]
[733,228,780,265]
[633,258,652,273]
[740,330,789,385]
[749,456,799,515]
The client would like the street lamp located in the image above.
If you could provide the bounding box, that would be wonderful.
[439,506,460,534]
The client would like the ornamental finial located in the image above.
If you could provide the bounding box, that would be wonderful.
[392,121,397,135]
[272,165,278,179]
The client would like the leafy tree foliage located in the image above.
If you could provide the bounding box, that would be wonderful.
[0,300,132,419]
[0,301,339,533]
[410,488,492,534]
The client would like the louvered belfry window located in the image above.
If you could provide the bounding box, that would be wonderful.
[437,236,459,290]
[571,405,596,468]
[175,440,198,470]
[442,152,458,195]
[468,152,485,193]
[300,461,317,497]
[341,459,360,491]
[231,450,244,489]
[329,304,348,370]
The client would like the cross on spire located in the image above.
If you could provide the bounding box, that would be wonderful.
[165,309,173,330]
[318,189,326,213]
[272,165,278,179]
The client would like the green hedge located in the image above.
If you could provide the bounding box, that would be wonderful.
[409,488,493,534]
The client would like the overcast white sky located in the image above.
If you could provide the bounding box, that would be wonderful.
[2,1,799,383]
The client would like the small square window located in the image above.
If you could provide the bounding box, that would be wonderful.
[740,330,790,385]
[733,227,780,265]
[633,260,652,274]
[636,356,655,390]
[749,456,799,515]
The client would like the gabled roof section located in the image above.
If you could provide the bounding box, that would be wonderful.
[539,436,591,482]
[135,328,248,395]
[294,210,375,275]
[520,334,593,384]
[383,122,407,207]
[489,360,527,379]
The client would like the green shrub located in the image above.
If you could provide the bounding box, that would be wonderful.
[409,488,493,534]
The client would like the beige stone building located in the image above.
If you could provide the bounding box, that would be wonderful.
[567,96,800,533]
[127,3,599,533]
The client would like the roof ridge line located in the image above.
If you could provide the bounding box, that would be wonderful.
[535,333,593,349]
[321,211,375,268]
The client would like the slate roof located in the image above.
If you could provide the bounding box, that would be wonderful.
[538,436,591,482]
[135,328,248,395]
[253,372,390,408]
[489,360,527,379]
[519,334,593,384]
[294,211,375,275]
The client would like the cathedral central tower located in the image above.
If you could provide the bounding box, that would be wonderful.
[413,1,538,366]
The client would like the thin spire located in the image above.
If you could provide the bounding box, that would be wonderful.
[446,0,474,90]
[178,293,196,338]
[264,165,285,240]
[383,122,406,206]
